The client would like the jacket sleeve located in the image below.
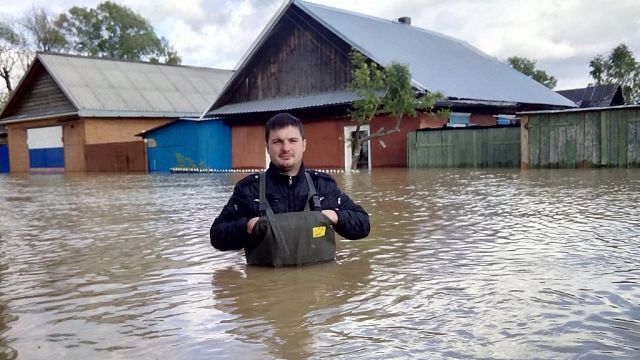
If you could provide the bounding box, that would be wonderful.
[333,192,370,240]
[210,184,253,251]
[316,174,370,240]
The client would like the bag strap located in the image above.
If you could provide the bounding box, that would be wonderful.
[258,172,289,255]
[304,171,322,211]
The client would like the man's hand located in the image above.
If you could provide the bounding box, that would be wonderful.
[321,210,338,225]
[246,217,259,233]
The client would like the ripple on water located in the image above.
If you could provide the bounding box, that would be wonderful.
[1,170,640,359]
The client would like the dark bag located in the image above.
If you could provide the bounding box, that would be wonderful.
[245,172,336,267]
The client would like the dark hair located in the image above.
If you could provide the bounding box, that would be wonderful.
[264,112,304,142]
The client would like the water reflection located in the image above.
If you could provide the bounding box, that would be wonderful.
[211,258,371,359]
[0,169,639,359]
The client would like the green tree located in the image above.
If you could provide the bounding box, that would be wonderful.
[20,7,67,52]
[347,50,445,170]
[0,20,32,102]
[507,56,557,89]
[589,43,640,104]
[56,1,180,64]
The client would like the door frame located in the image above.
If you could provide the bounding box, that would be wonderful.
[343,125,371,171]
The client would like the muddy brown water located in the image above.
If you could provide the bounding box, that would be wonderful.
[1,169,639,359]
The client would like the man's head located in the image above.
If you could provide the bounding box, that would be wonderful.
[265,113,306,175]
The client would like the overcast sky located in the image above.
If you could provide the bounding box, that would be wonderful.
[1,0,639,90]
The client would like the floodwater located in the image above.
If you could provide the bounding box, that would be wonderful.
[1,168,639,360]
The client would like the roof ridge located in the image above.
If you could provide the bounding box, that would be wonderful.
[37,51,232,72]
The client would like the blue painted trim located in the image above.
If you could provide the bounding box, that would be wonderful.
[0,146,8,173]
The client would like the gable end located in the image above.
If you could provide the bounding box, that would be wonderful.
[220,5,352,107]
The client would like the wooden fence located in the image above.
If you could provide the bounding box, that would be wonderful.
[521,106,640,168]
[407,126,521,168]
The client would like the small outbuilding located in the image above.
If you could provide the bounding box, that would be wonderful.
[137,118,231,172]
[0,53,232,173]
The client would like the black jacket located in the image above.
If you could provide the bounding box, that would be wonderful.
[210,164,370,251]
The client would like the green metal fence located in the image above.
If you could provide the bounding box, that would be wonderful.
[521,107,640,168]
[407,126,521,168]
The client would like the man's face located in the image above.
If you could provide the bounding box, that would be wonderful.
[266,125,306,175]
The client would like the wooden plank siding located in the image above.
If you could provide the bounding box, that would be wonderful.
[407,126,521,168]
[521,107,640,168]
[222,6,351,105]
[9,65,76,119]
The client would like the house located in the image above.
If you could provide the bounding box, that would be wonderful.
[0,53,233,173]
[203,0,576,170]
[137,118,231,172]
[557,84,625,108]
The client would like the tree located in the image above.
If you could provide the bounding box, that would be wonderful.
[507,56,557,89]
[0,20,32,104]
[347,50,445,170]
[589,43,640,104]
[20,7,67,52]
[56,1,180,64]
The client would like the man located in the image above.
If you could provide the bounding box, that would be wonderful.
[210,113,370,264]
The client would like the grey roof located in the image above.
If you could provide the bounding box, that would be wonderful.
[7,53,233,121]
[210,90,520,116]
[295,1,575,107]
[211,90,358,115]
[207,0,575,116]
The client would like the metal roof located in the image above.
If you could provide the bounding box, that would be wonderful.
[205,0,576,116]
[209,90,522,116]
[34,53,233,118]
[211,90,358,115]
[556,84,625,108]
[295,1,575,108]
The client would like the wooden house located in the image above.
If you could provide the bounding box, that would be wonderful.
[203,0,576,170]
[0,53,232,173]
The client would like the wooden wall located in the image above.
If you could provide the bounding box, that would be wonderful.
[222,6,351,105]
[6,64,76,119]
[521,107,640,168]
[408,126,521,168]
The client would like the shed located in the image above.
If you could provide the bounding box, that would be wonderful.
[203,0,576,170]
[0,53,233,173]
[138,118,231,172]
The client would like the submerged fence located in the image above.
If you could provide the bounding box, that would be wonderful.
[521,106,640,168]
[407,126,521,168]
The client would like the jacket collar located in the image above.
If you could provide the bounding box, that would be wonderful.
[266,162,305,185]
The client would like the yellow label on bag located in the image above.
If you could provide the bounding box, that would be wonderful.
[312,226,326,238]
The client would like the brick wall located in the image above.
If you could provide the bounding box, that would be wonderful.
[84,118,172,145]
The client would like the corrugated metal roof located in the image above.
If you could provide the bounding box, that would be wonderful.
[211,90,358,115]
[38,53,233,118]
[294,1,575,108]
[210,90,522,115]
[556,84,624,108]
